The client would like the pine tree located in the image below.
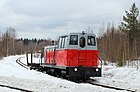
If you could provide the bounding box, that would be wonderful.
[119,3,139,59]
[119,3,139,43]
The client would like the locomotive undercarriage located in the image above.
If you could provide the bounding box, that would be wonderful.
[36,64,102,81]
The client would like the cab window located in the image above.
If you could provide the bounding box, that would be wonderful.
[69,35,78,45]
[61,37,65,48]
[80,37,85,48]
[87,36,96,46]
[58,36,67,48]
[58,37,62,48]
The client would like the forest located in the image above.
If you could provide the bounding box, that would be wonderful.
[0,3,140,67]
[0,28,53,58]
[98,3,140,67]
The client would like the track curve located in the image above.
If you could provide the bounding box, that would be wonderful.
[16,57,30,69]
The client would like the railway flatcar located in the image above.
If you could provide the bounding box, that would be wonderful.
[40,32,102,80]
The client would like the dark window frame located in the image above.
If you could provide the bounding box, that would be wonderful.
[87,36,96,46]
[69,35,78,45]
[80,37,86,48]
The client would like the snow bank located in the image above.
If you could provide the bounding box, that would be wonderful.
[95,65,140,92]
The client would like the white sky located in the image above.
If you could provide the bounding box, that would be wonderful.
[0,0,140,39]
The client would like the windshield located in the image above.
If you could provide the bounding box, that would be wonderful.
[69,35,78,45]
[87,36,96,46]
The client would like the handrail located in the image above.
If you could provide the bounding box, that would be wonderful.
[92,52,103,68]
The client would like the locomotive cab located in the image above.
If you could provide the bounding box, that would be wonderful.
[56,32,99,66]
[43,32,101,80]
[58,33,97,50]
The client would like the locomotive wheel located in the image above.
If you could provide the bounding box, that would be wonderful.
[82,77,89,82]
[37,67,43,72]
[69,77,75,81]
[82,71,90,82]
[54,69,59,77]
[68,77,79,82]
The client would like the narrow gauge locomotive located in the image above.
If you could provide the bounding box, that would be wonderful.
[40,32,101,80]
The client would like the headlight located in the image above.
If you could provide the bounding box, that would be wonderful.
[96,68,99,72]
[74,68,78,72]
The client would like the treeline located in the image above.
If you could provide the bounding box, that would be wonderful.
[0,27,53,59]
[0,27,16,58]
[97,3,140,66]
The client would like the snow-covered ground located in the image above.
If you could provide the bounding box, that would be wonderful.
[0,55,140,92]
[95,65,140,92]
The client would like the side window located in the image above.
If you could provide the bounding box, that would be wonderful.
[60,37,64,48]
[87,36,96,46]
[80,37,85,48]
[63,37,65,48]
[69,35,78,45]
[58,37,62,48]
[64,37,68,48]
[58,37,67,48]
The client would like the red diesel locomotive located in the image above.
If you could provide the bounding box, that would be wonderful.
[41,32,101,80]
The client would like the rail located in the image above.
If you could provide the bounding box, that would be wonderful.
[87,79,136,92]
[16,57,30,69]
[0,83,33,92]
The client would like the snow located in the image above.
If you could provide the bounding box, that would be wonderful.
[95,65,140,92]
[0,55,140,92]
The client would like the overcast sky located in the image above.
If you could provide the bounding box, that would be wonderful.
[0,0,140,39]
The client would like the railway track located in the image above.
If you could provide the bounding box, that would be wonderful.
[16,57,30,69]
[0,84,33,92]
[87,79,136,92]
[16,57,137,92]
